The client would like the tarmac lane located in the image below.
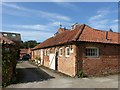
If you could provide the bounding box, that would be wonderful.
[6,61,118,88]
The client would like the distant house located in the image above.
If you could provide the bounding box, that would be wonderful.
[1,32,21,59]
[20,49,28,59]
[1,33,15,53]
[31,24,120,77]
[20,48,32,59]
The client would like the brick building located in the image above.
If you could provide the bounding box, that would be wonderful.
[31,24,120,77]
[20,48,32,59]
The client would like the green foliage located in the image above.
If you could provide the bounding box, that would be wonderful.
[35,57,41,61]
[77,70,88,78]
[2,48,18,87]
[20,40,40,49]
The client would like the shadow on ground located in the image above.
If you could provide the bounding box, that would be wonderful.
[13,67,55,84]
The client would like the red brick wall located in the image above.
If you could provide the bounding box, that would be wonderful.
[43,55,49,67]
[77,42,119,76]
[57,44,77,77]
[37,45,77,77]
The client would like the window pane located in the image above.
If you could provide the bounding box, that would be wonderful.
[60,49,62,55]
[67,48,70,55]
[86,48,99,57]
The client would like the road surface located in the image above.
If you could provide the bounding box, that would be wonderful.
[6,61,118,88]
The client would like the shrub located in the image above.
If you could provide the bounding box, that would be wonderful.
[77,70,88,78]
[2,48,18,87]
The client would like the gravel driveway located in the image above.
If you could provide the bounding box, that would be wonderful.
[6,61,118,88]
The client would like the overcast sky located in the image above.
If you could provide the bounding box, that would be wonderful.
[2,2,118,42]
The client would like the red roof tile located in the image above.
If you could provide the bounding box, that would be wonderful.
[33,24,120,50]
[78,25,120,44]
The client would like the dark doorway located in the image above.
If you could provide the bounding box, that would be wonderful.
[55,52,58,70]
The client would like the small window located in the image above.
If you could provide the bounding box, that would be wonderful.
[65,47,70,57]
[3,34,7,36]
[70,45,74,53]
[47,49,50,55]
[59,48,62,56]
[44,50,47,56]
[85,47,99,58]
[12,34,16,37]
[5,48,10,52]
[46,50,47,56]
[55,48,57,53]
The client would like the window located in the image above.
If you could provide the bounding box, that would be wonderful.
[59,48,62,56]
[85,47,99,58]
[47,49,50,55]
[5,48,10,52]
[44,50,47,56]
[3,34,7,36]
[65,47,70,57]
[70,45,74,53]
[55,48,57,53]
[12,34,16,37]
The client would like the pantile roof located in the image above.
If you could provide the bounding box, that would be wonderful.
[33,24,120,50]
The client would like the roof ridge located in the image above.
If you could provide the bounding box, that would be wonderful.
[72,24,86,41]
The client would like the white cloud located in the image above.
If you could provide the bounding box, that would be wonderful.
[109,24,118,32]
[48,21,72,27]
[3,30,54,42]
[2,3,72,21]
[88,8,118,32]
[113,19,118,23]
[89,14,103,21]
[53,2,79,11]
[2,3,26,10]
[39,11,71,21]
[4,20,73,32]
[50,0,65,2]
[2,20,74,41]
[11,24,48,31]
[97,9,110,15]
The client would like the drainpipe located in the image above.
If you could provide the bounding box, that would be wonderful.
[106,31,108,40]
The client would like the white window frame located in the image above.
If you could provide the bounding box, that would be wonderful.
[44,49,47,56]
[65,47,70,57]
[47,49,50,56]
[59,48,63,56]
[85,47,99,58]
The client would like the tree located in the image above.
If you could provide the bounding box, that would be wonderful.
[20,40,40,49]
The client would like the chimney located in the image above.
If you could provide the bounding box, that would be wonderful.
[58,28,67,34]
[53,24,67,36]
[109,28,113,32]
[71,23,79,30]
